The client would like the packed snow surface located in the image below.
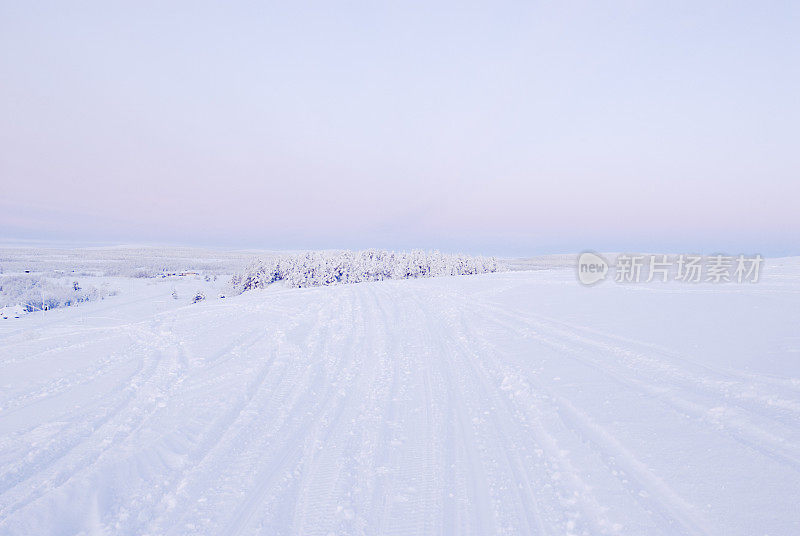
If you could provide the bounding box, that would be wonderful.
[1,258,799,535]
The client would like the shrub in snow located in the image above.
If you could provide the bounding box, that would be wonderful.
[0,275,104,312]
[233,250,501,293]
[131,267,153,278]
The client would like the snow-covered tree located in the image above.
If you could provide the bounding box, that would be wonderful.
[232,250,502,293]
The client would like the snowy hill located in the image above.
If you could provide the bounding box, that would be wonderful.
[1,258,799,534]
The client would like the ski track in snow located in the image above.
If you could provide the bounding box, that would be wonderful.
[1,270,799,535]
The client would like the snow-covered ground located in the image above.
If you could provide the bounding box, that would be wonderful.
[1,254,799,535]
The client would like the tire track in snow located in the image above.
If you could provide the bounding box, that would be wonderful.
[488,301,800,421]
[441,293,713,536]
[220,287,369,536]
[141,297,337,535]
[0,318,194,524]
[468,301,800,475]
[414,293,528,535]
[430,294,612,536]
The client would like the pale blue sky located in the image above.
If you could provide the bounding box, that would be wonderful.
[1,1,798,255]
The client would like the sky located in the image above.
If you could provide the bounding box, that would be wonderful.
[1,1,798,255]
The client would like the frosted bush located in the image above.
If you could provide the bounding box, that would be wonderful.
[234,250,501,292]
[0,275,104,312]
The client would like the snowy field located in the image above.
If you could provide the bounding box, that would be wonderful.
[1,250,799,535]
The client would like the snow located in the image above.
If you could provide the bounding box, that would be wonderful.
[1,252,799,535]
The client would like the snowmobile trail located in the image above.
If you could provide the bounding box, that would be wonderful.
[1,270,799,535]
